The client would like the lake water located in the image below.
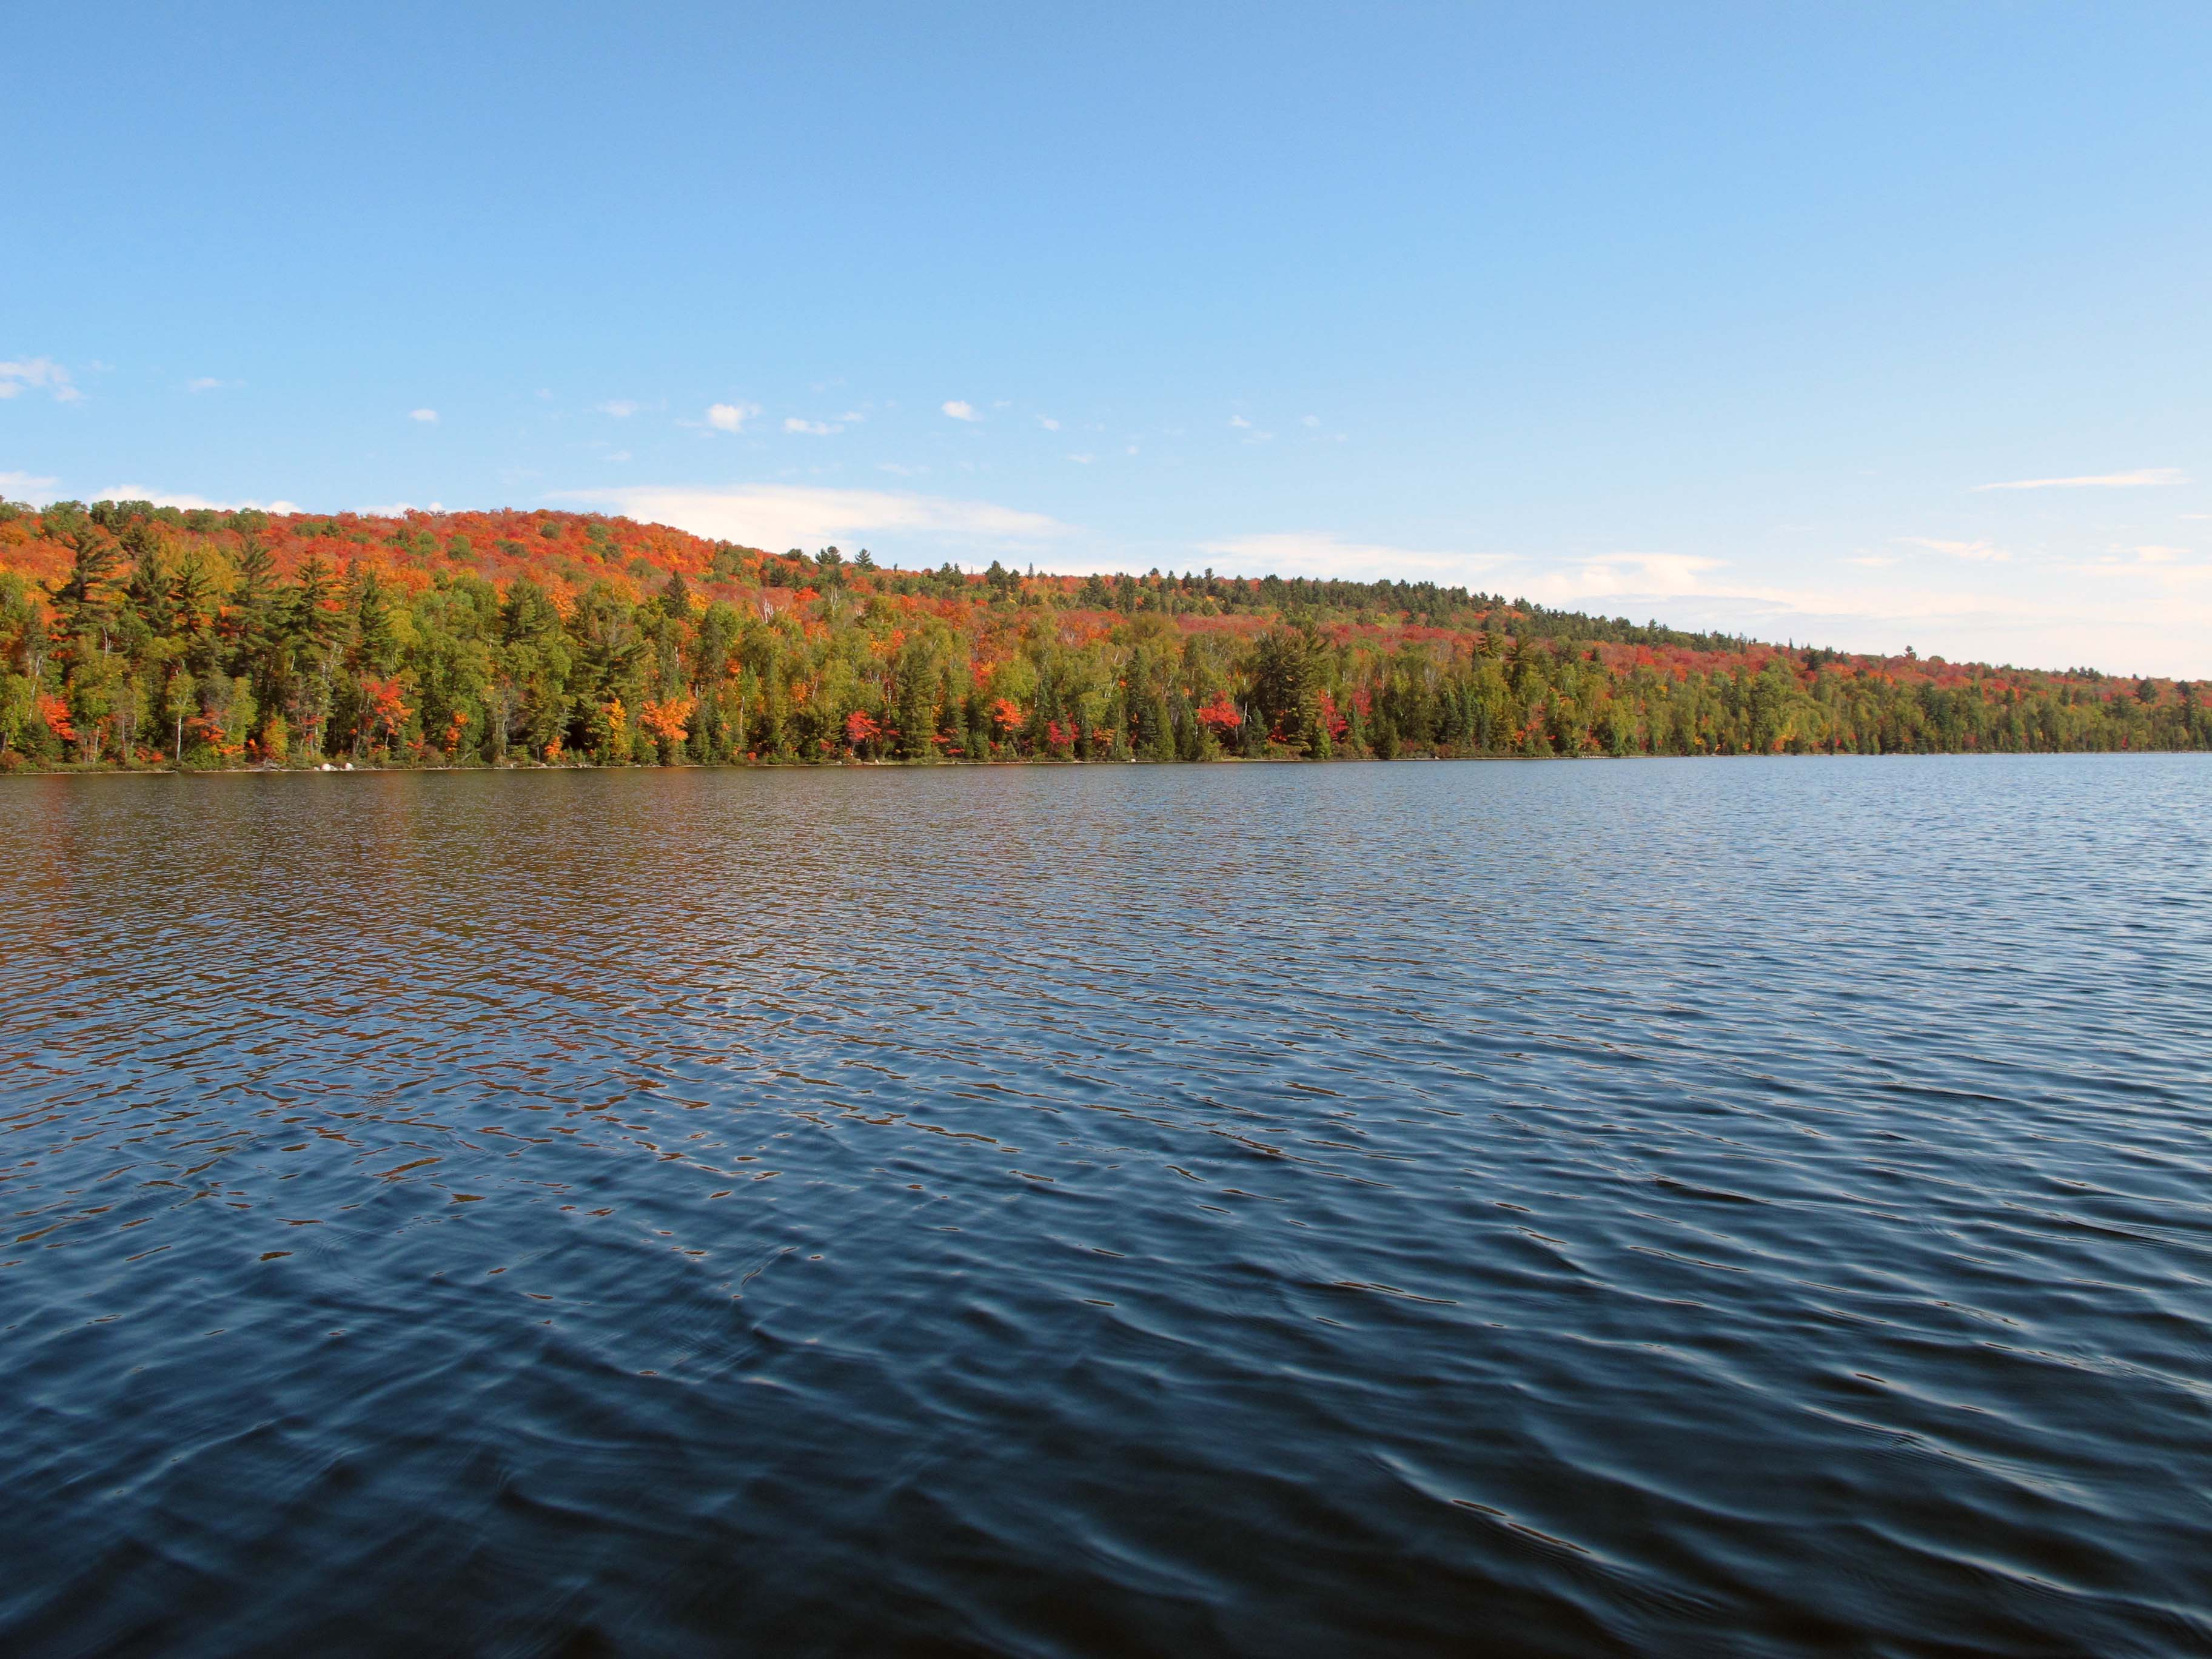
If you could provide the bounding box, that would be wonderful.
[2,757,2208,1657]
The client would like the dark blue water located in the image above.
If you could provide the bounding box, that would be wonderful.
[3,757,2208,1657]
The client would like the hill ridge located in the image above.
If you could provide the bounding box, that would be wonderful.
[1,497,2203,767]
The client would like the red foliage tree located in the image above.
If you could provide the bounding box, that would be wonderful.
[1196,693,1241,736]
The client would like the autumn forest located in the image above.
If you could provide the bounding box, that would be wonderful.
[1,497,2204,773]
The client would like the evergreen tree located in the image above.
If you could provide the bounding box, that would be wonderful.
[662,566,692,621]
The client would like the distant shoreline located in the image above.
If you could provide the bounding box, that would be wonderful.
[7,501,2205,771]
[6,748,2201,781]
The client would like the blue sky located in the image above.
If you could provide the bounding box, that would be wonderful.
[5,2,2209,673]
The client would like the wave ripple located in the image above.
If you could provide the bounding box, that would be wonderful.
[2,756,2209,1657]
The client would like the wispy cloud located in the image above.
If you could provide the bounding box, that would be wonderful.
[783,417,843,436]
[1042,528,2212,672]
[1901,536,2010,563]
[597,399,642,418]
[1502,554,2212,676]
[551,483,1068,553]
[1199,532,1503,584]
[1302,414,1320,427]
[1520,553,1726,604]
[877,462,930,478]
[1973,467,2184,492]
[186,377,240,394]
[358,501,447,516]
[2057,546,2212,592]
[1185,541,1718,608]
[0,358,81,402]
[1228,415,1252,429]
[942,400,980,422]
[706,402,760,433]
[1038,416,1061,431]
[409,408,439,424]
[0,470,60,500]
[1065,453,1094,465]
[96,486,301,513]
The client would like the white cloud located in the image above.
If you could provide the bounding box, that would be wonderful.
[1200,532,1506,585]
[409,408,439,424]
[783,417,842,436]
[877,462,930,477]
[1228,415,1252,429]
[1973,467,2184,492]
[706,402,760,433]
[551,483,1069,552]
[1194,537,1720,608]
[1506,554,2212,677]
[0,469,60,501]
[1302,414,1320,427]
[597,400,642,418]
[1060,526,2188,675]
[2059,545,2210,584]
[1039,416,1061,431]
[942,400,979,422]
[1901,536,2011,563]
[0,358,81,402]
[1521,553,1726,604]
[94,486,301,513]
[1031,525,2212,674]
[358,501,446,515]
[186,377,240,393]
[1065,453,1094,464]
[2054,552,2212,626]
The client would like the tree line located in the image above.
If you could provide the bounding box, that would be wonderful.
[1,499,2205,769]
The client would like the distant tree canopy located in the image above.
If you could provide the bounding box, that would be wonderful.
[0,498,2204,769]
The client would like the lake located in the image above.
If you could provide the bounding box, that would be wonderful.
[2,757,2207,1657]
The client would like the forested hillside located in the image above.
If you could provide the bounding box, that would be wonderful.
[1,497,2204,769]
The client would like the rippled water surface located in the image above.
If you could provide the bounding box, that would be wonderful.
[4,757,2208,1657]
